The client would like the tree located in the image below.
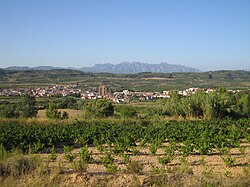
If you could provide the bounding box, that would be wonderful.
[118,105,137,118]
[202,88,236,119]
[46,102,69,119]
[208,73,213,79]
[19,94,38,118]
[83,99,114,118]
[46,102,61,119]
[162,90,185,117]
[61,111,69,119]
[0,104,19,118]
[236,93,250,117]
[57,96,78,109]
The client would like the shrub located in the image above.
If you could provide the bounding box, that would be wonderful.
[149,164,166,175]
[63,146,75,163]
[219,147,230,155]
[149,141,161,155]
[181,141,193,156]
[121,153,131,164]
[71,159,87,172]
[238,146,246,155]
[61,111,69,119]
[149,145,158,155]
[202,166,213,178]
[130,147,139,155]
[158,156,172,165]
[222,156,235,167]
[164,143,177,157]
[49,146,57,161]
[0,144,8,160]
[198,156,206,166]
[0,154,42,178]
[243,164,250,177]
[175,157,193,175]
[126,161,143,175]
[101,152,114,165]
[224,169,232,177]
[28,141,45,154]
[105,164,118,173]
[79,145,93,164]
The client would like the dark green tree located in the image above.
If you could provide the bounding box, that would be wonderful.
[162,90,185,116]
[46,102,61,119]
[208,73,213,79]
[83,99,114,118]
[0,104,19,118]
[61,111,69,119]
[118,105,137,118]
[211,88,235,118]
[19,94,38,118]
[236,93,250,117]
[57,96,78,109]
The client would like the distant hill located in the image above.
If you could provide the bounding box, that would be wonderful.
[4,66,65,71]
[3,62,200,73]
[0,69,249,91]
[79,62,200,73]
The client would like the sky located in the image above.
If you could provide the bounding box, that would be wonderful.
[0,0,249,71]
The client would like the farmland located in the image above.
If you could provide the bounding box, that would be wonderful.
[37,109,82,119]
[0,70,250,186]
[0,118,250,186]
[1,69,250,91]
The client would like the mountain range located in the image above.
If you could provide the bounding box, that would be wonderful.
[3,62,200,73]
[3,66,64,71]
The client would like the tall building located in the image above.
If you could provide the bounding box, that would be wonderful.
[99,85,108,96]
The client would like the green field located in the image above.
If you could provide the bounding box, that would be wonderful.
[0,118,250,186]
[1,69,250,91]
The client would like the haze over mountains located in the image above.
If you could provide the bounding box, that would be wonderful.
[79,62,200,73]
[3,62,200,74]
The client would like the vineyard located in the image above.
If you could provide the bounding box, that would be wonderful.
[0,118,250,186]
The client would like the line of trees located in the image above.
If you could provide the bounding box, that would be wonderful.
[161,88,250,119]
[82,88,250,120]
[1,88,249,120]
[0,94,38,118]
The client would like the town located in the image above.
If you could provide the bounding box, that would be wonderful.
[0,83,241,103]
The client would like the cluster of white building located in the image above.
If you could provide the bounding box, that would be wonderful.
[0,85,241,103]
[0,84,82,97]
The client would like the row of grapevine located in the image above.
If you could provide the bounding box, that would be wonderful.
[0,118,249,156]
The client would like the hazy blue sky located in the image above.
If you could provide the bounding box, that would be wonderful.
[0,0,249,70]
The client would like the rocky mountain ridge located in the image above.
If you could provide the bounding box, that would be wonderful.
[4,62,200,73]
